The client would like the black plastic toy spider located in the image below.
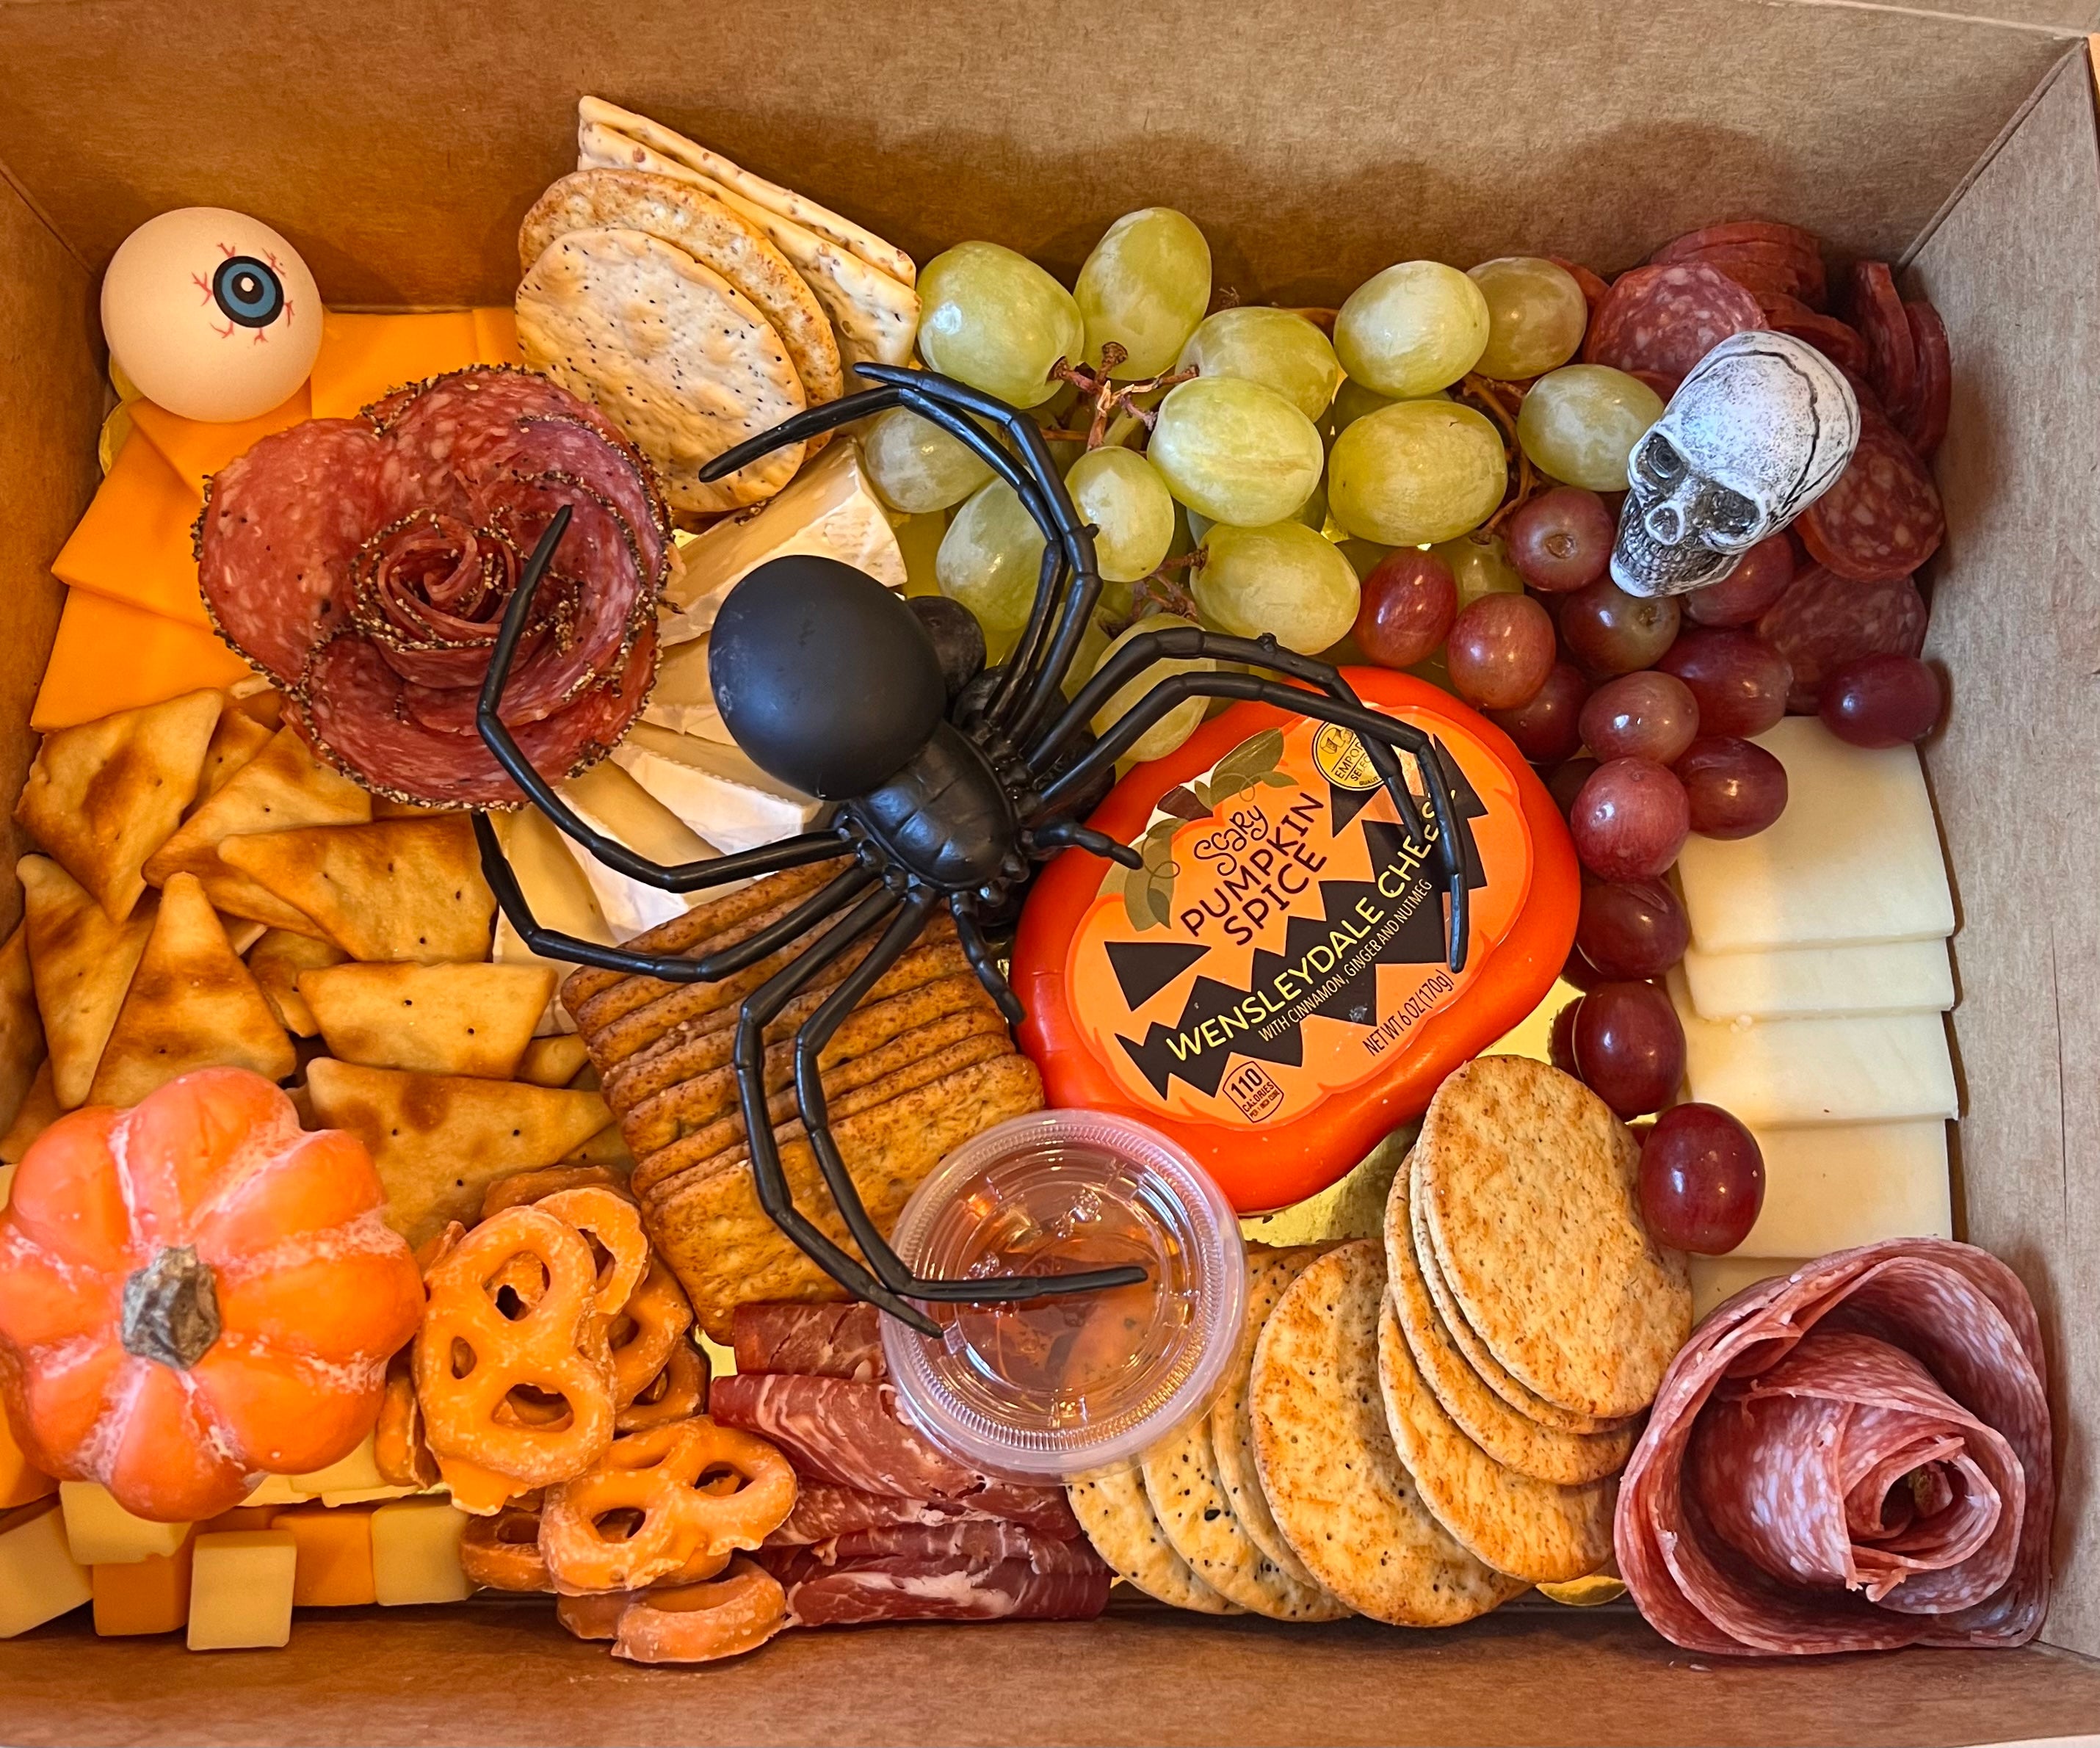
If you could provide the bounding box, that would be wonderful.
[471,364,1471,1335]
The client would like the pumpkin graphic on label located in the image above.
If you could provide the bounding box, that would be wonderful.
[1015,669,1578,1209]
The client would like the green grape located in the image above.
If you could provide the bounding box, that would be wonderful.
[1092,617,1215,763]
[862,408,993,514]
[891,508,948,598]
[1184,507,1213,547]
[1292,476,1330,532]
[1327,399,1508,546]
[1066,446,1176,584]
[937,478,1046,636]
[1194,521,1361,655]
[1076,208,1212,378]
[1334,262,1491,399]
[1328,375,1397,441]
[1467,258,1589,382]
[1064,609,1115,700]
[1433,529,1525,609]
[1148,377,1324,528]
[1517,364,1667,491]
[917,241,1083,408]
[1175,308,1341,421]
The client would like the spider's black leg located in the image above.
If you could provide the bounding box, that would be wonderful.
[794,888,1146,1308]
[949,891,1024,1024]
[1032,656,1472,973]
[729,884,944,1335]
[1023,819,1143,868]
[696,382,909,473]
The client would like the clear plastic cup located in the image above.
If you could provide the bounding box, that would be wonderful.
[881,1109,1246,1480]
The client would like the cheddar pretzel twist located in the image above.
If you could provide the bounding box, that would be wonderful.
[459,1492,552,1592]
[535,1186,649,1317]
[610,1258,696,1407]
[618,1338,709,1433]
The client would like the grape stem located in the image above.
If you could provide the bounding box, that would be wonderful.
[1278,305,1338,336]
[1101,553,1204,637]
[1456,371,1543,534]
[1046,343,1200,449]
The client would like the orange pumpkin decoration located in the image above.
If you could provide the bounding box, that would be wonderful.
[0,1065,424,1522]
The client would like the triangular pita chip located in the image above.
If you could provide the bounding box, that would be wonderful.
[516,1034,590,1088]
[19,855,156,1109]
[305,1057,613,1245]
[0,922,46,1136]
[15,688,223,921]
[87,871,295,1108]
[220,817,496,963]
[246,928,346,1035]
[0,1061,59,1163]
[300,962,557,1080]
[194,708,275,807]
[144,726,371,935]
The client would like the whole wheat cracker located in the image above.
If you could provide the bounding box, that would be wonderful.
[1068,1465,1241,1615]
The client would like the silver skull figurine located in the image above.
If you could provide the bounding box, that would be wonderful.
[1610,330,1861,598]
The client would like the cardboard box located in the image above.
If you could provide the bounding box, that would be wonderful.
[0,1,2096,1740]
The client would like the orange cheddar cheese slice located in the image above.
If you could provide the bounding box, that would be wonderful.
[128,386,311,501]
[92,1537,194,1636]
[50,436,211,630]
[269,1504,378,1608]
[32,591,250,732]
[472,306,524,369]
[311,311,479,418]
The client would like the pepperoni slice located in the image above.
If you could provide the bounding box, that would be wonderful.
[1849,261,1917,422]
[1898,301,1950,458]
[1672,242,1826,310]
[1761,297,1869,377]
[1757,564,1927,711]
[1546,255,1610,316]
[1795,402,1944,584]
[1652,220,1823,263]
[1584,263,1767,384]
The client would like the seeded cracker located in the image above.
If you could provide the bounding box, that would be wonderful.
[1067,1465,1242,1614]
[1415,1057,1692,1420]
[515,225,807,515]
[1250,1241,1525,1626]
[1386,1159,1634,1484]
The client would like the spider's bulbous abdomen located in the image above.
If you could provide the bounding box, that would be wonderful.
[850,722,1017,891]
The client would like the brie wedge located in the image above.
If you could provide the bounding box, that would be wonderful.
[613,722,821,855]
[555,761,724,942]
[640,634,728,743]
[489,808,615,1033]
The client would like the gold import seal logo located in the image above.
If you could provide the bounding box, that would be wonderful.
[1311,722,1383,791]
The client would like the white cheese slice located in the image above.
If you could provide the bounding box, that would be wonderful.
[1682,936,1954,1022]
[1674,717,1954,954]
[1669,968,1958,1127]
[555,761,723,943]
[490,808,615,1034]
[1738,1119,1952,1257]
[658,440,905,647]
[613,722,820,855]
[640,634,731,743]
[1689,1254,1807,1324]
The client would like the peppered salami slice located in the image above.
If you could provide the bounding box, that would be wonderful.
[1761,297,1869,377]
[1585,263,1767,383]
[1546,255,1611,316]
[1676,242,1827,311]
[1848,261,1917,420]
[1897,302,1950,457]
[1795,404,1944,584]
[1653,220,1823,264]
[1758,565,1926,710]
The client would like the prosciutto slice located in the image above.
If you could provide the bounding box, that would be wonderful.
[757,1522,1110,1628]
[768,1481,1082,1547]
[731,1302,886,1382]
[1615,1239,2052,1655]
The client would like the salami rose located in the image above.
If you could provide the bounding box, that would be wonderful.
[1615,1239,2052,1655]
[195,366,670,808]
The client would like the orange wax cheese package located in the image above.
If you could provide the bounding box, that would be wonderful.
[31,590,252,732]
[92,1538,194,1636]
[1014,669,1578,1211]
[49,433,212,630]
[269,1504,377,1609]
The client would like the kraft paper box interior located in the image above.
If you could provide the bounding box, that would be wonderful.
[0,1,2097,1741]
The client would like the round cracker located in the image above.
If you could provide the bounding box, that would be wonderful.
[1065,1465,1242,1615]
[1248,1240,1527,1627]
[1209,1245,1328,1588]
[1385,1160,1634,1484]
[1141,1415,1349,1621]
[520,170,844,426]
[1376,1295,1617,1584]
[1408,1155,1627,1436]
[516,225,805,515]
[1415,1058,1692,1420]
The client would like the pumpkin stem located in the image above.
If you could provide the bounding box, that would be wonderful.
[120,1246,221,1371]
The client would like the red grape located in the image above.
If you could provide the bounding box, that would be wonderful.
[1559,579,1681,675]
[1657,628,1792,738]
[1546,755,1598,819]
[1488,661,1589,764]
[1446,593,1557,711]
[1506,487,1614,592]
[1355,549,1458,670]
[1675,735,1788,839]
[1578,670,1700,765]
[1560,943,1604,992]
[1549,998,1582,1074]
[1569,757,1690,880]
[1638,1103,1765,1252]
[1572,981,1685,1117]
[1683,534,1795,627]
[1577,877,1690,980]
[1819,653,1943,747]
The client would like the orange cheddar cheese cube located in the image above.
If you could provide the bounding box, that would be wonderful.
[32,591,250,732]
[92,1537,193,1636]
[0,1498,92,1638]
[129,387,311,500]
[187,1530,297,1650]
[269,1504,377,1609]
[50,432,211,629]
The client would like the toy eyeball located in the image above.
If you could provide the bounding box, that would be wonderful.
[100,208,322,423]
